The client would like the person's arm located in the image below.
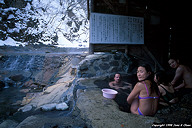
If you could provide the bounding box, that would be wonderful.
[109,81,113,88]
[127,82,141,104]
[120,81,132,90]
[174,81,185,90]
[171,66,183,86]
[158,86,165,96]
[123,81,132,86]
[109,81,119,90]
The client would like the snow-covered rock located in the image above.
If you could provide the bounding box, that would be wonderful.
[40,102,69,111]
[19,105,33,112]
[55,102,69,111]
[40,103,57,111]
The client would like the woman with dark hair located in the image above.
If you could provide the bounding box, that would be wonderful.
[127,64,159,116]
[154,71,178,106]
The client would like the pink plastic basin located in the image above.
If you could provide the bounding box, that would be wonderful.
[102,88,118,99]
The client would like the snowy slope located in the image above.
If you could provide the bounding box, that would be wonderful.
[0,0,89,47]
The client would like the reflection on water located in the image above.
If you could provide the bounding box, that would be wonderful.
[0,86,27,124]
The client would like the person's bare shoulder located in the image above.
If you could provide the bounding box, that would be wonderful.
[176,65,185,73]
[134,82,143,89]
[109,81,113,86]
[178,64,186,70]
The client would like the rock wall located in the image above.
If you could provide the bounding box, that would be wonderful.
[77,53,135,78]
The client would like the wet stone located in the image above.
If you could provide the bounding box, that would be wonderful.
[109,60,119,66]
[99,63,110,70]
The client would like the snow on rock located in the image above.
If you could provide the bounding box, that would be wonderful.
[19,105,33,112]
[40,103,57,111]
[56,102,69,111]
[40,102,68,111]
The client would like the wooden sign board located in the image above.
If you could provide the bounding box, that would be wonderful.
[90,13,144,44]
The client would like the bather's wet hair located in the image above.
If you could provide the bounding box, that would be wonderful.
[155,70,169,85]
[137,63,159,95]
[137,63,153,80]
[168,54,187,66]
[114,73,121,77]
[113,73,122,81]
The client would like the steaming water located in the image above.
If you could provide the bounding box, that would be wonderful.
[0,55,45,71]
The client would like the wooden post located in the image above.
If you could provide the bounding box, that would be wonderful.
[125,45,128,54]
[89,43,94,54]
[89,0,94,54]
